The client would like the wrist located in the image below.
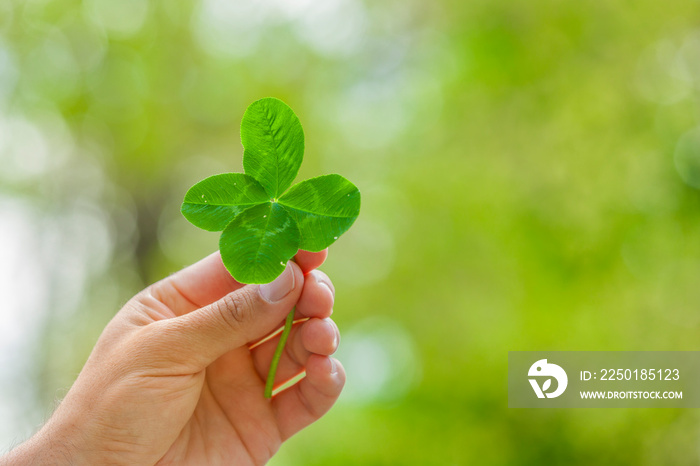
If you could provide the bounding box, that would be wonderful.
[2,405,122,466]
[1,422,83,466]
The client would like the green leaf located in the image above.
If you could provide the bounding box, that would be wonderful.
[241,97,304,198]
[183,98,360,286]
[279,174,361,252]
[219,203,301,284]
[181,173,270,231]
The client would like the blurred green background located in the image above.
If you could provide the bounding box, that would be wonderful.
[2,0,700,464]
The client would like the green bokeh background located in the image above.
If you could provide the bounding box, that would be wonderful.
[2,0,700,464]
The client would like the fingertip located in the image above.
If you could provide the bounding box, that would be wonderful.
[296,270,334,319]
[310,269,335,298]
[271,354,345,440]
[294,249,329,274]
[306,355,345,396]
[301,318,339,356]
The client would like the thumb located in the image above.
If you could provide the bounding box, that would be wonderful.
[154,261,304,368]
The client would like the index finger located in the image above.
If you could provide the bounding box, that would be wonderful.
[294,249,328,274]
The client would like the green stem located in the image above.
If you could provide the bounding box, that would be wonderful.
[264,307,296,398]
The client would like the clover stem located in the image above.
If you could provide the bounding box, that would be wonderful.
[264,307,296,398]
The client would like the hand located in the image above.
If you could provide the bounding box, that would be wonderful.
[3,250,344,465]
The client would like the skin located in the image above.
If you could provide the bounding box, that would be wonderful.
[1,249,344,465]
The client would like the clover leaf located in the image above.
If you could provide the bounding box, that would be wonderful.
[181,97,361,284]
[181,98,360,398]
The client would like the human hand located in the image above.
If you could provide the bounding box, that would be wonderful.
[3,250,344,465]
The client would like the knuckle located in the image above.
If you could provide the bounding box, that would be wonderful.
[215,291,255,329]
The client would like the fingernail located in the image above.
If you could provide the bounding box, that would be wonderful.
[324,319,339,351]
[330,358,338,375]
[312,270,335,297]
[259,263,295,303]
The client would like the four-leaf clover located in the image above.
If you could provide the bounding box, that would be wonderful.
[181,97,361,284]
